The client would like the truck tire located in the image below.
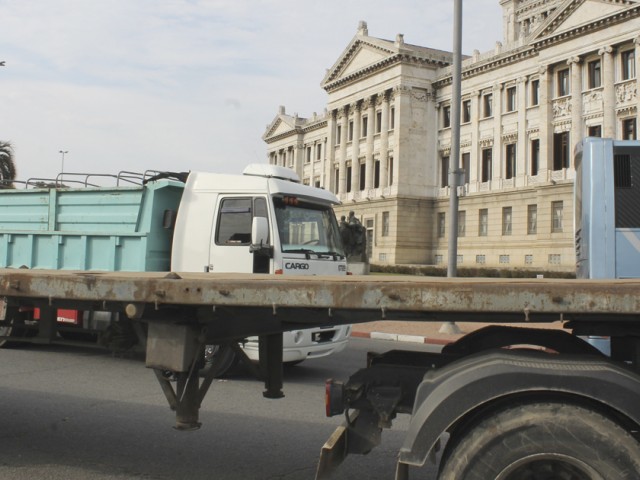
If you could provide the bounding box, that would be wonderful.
[200,343,239,378]
[438,402,640,480]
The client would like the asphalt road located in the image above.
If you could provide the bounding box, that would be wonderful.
[0,337,439,480]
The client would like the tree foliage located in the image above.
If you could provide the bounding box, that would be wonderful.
[0,141,17,188]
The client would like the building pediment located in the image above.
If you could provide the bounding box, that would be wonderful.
[263,115,298,142]
[321,22,453,92]
[532,0,639,45]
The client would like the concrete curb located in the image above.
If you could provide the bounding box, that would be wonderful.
[351,330,451,346]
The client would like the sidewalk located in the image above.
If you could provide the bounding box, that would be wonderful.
[350,320,566,346]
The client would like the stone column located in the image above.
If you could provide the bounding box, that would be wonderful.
[351,102,361,193]
[568,56,583,155]
[492,83,503,182]
[470,90,481,184]
[538,65,552,175]
[327,111,336,191]
[599,46,615,138]
[365,95,376,190]
[338,106,349,194]
[380,90,390,188]
[516,77,527,182]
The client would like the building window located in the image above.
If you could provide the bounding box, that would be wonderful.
[314,178,320,188]
[505,144,516,179]
[382,211,390,237]
[502,207,512,236]
[457,255,463,264]
[476,254,486,265]
[548,254,561,265]
[552,201,563,233]
[303,178,310,186]
[525,254,533,265]
[499,255,510,264]
[443,105,451,128]
[316,143,322,160]
[359,163,366,191]
[378,252,387,261]
[462,153,470,184]
[438,212,446,238]
[458,210,466,237]
[506,86,517,112]
[553,132,570,170]
[388,157,394,185]
[336,125,341,145]
[621,50,636,80]
[483,93,493,117]
[587,59,602,89]
[479,209,488,236]
[346,166,352,193]
[588,125,602,137]
[334,169,339,193]
[374,160,380,188]
[530,139,540,176]
[623,118,637,140]
[361,116,368,137]
[376,111,382,133]
[531,79,540,106]
[306,146,312,163]
[557,68,570,97]
[441,156,450,188]
[390,107,395,130]
[348,121,354,141]
[462,100,471,123]
[481,148,492,182]
[435,254,444,264]
[527,204,537,235]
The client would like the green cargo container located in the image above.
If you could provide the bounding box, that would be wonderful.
[0,180,184,271]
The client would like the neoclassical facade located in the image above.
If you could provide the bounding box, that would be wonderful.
[263,0,639,272]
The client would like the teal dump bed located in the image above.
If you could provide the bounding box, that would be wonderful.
[0,180,184,271]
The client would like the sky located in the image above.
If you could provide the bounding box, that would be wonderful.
[0,0,504,183]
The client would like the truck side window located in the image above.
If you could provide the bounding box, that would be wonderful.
[216,198,252,245]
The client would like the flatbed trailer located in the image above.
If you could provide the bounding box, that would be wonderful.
[2,139,640,479]
[1,269,640,479]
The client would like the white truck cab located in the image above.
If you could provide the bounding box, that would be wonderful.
[171,164,351,372]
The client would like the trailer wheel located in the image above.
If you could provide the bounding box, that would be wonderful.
[200,343,239,378]
[438,402,640,480]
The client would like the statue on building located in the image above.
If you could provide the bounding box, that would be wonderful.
[339,211,368,264]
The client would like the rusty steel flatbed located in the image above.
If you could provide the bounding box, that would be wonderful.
[1,269,638,326]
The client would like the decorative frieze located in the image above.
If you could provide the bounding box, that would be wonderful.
[552,97,571,118]
[616,81,637,104]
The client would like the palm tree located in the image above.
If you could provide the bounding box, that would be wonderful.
[0,141,17,188]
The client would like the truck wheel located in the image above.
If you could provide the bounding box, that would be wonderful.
[438,402,640,480]
[200,343,239,378]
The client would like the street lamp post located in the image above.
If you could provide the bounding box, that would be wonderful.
[59,150,68,174]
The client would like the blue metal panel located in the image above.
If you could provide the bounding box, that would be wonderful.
[0,180,184,272]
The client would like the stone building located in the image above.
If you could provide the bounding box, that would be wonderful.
[263,0,639,273]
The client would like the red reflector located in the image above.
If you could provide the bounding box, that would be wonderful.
[275,269,283,275]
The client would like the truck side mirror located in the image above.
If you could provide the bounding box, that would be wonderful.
[250,217,272,256]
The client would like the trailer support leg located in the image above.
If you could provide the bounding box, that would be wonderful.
[259,333,284,399]
[36,306,57,343]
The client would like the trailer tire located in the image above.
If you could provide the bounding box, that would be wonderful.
[200,343,239,378]
[438,402,640,480]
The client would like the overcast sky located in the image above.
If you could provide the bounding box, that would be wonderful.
[0,0,503,182]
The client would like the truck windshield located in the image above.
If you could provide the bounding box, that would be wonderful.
[273,198,345,256]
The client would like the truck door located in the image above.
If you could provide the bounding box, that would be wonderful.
[209,196,270,273]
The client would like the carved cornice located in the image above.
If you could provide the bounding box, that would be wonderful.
[533,5,640,50]
[502,132,518,143]
[479,137,494,148]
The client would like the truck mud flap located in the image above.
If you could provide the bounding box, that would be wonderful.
[315,410,381,480]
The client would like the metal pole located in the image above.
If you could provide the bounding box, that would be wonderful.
[441,0,463,335]
[59,150,68,173]
[447,0,463,278]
